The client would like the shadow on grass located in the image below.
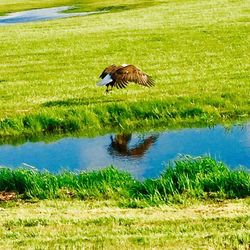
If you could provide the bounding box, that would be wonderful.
[42,97,125,107]
[68,2,159,15]
[96,3,157,12]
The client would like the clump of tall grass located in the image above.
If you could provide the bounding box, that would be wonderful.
[134,156,250,204]
[0,157,249,205]
[0,167,135,200]
[0,101,221,138]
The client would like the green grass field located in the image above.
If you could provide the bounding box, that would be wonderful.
[0,156,249,249]
[0,2,249,248]
[0,0,249,138]
[0,199,249,249]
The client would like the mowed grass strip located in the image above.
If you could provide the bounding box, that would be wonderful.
[0,199,249,249]
[0,0,249,137]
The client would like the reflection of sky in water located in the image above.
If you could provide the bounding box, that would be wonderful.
[0,123,249,179]
[0,6,98,25]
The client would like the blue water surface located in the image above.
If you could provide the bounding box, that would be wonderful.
[0,123,249,179]
[0,6,98,25]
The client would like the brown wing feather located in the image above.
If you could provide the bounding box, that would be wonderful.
[113,65,154,88]
[99,65,118,79]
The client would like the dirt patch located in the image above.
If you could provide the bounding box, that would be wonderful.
[0,191,17,201]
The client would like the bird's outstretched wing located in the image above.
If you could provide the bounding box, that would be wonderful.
[99,65,117,79]
[113,65,154,89]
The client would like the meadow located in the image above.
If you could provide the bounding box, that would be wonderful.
[0,156,250,249]
[0,0,249,139]
[0,1,249,248]
[0,199,249,249]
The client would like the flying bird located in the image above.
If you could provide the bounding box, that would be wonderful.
[97,64,154,92]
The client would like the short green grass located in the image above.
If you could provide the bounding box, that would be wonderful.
[0,199,249,249]
[0,0,249,138]
[1,3,249,248]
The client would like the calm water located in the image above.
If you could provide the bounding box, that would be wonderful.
[0,123,249,179]
[0,6,97,25]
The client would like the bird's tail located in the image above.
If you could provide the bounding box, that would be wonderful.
[97,74,113,86]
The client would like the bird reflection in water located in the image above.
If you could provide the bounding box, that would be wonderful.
[108,133,159,158]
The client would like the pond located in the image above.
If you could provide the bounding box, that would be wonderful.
[0,6,98,25]
[0,123,249,179]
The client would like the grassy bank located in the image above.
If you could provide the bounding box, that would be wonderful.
[0,0,154,15]
[0,158,250,249]
[0,199,249,249]
[0,0,249,138]
[1,157,249,249]
[0,157,249,205]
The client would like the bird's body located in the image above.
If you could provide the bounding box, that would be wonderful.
[97,64,154,92]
